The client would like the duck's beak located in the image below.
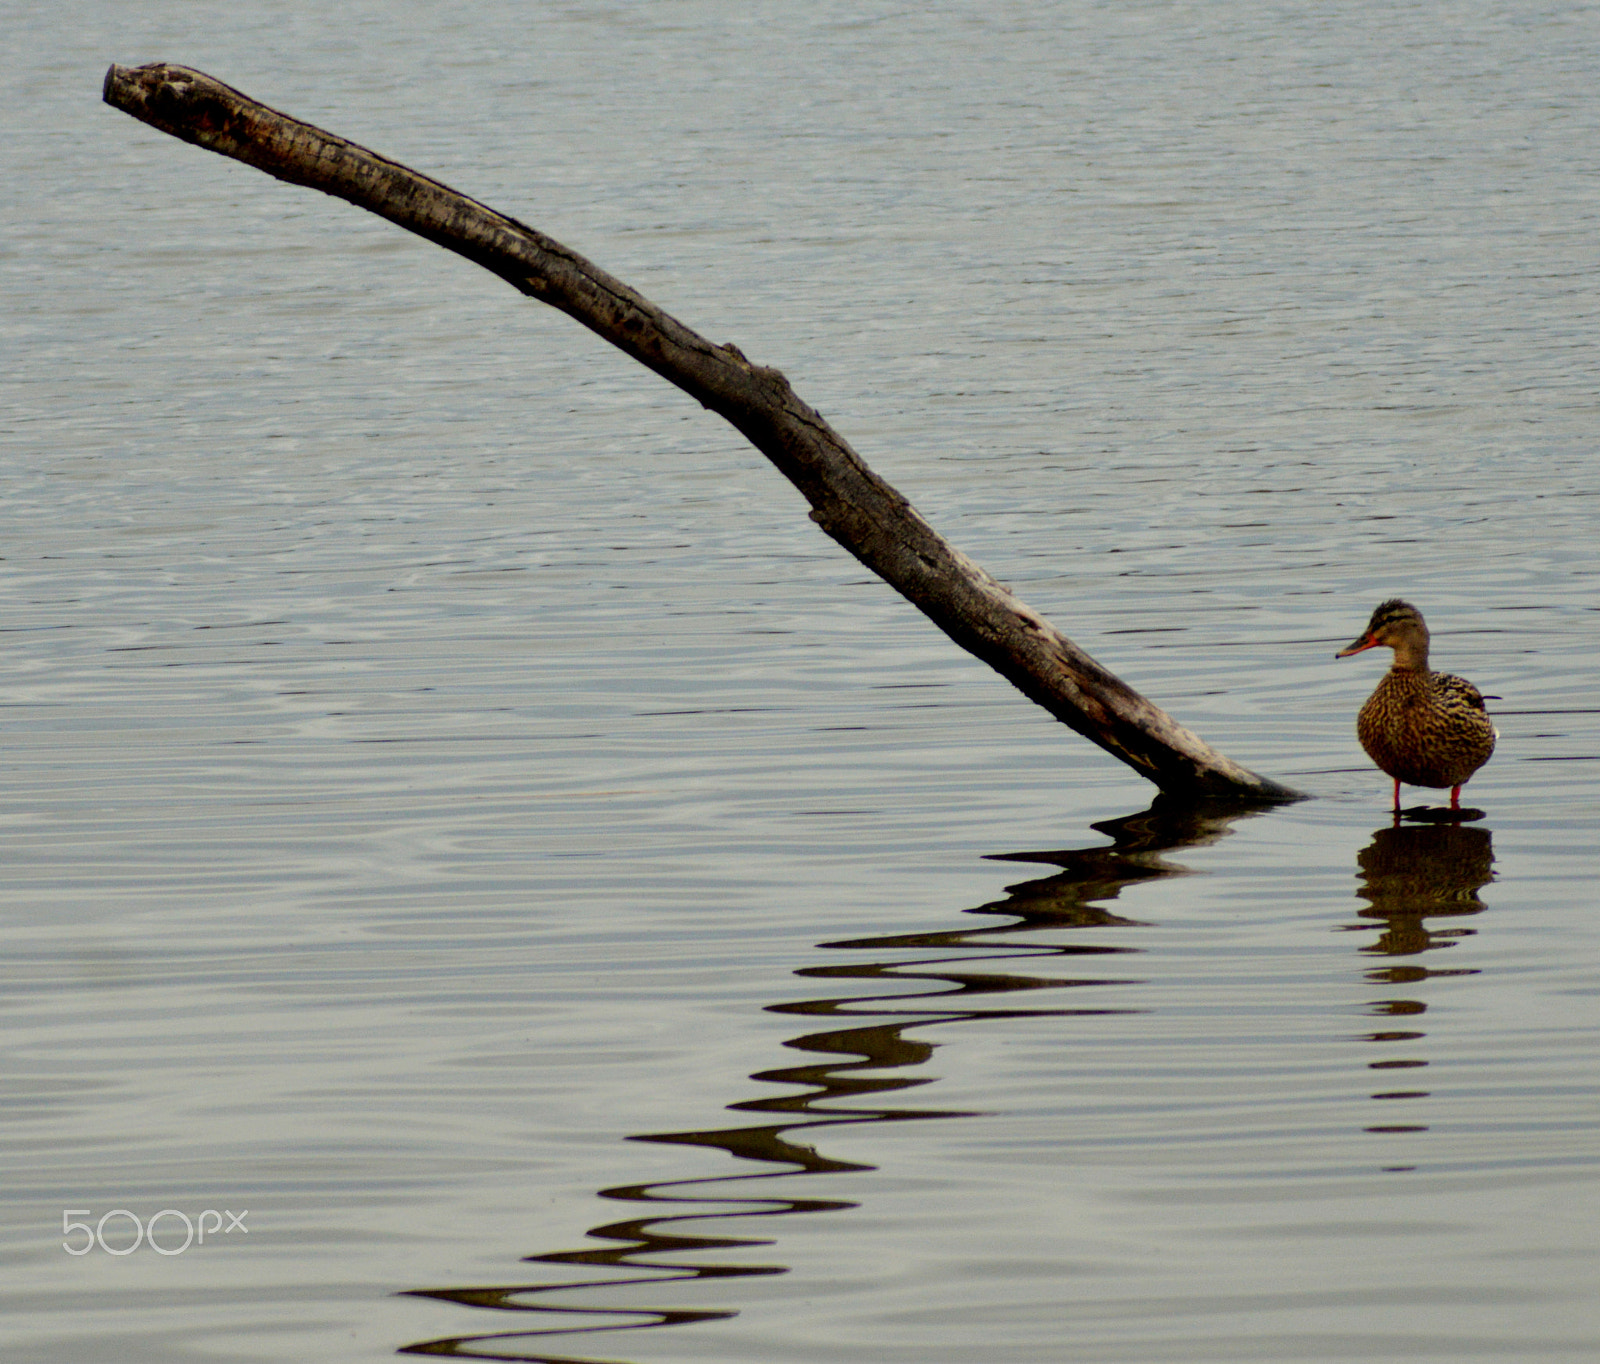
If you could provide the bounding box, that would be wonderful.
[1335,632,1378,659]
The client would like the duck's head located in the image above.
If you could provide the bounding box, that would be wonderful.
[1336,599,1430,669]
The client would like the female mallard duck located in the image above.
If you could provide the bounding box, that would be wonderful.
[1336,599,1496,810]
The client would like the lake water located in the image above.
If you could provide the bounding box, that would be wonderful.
[4,2,1599,1360]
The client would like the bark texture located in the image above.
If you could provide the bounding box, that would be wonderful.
[103,61,1300,802]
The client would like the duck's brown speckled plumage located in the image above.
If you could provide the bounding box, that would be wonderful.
[1336,599,1496,809]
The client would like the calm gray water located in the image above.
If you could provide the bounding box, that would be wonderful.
[4,2,1599,1360]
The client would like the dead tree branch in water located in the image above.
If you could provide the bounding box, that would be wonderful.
[103,62,1300,802]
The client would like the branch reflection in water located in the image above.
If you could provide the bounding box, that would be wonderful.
[398,798,1258,1361]
[1349,819,1495,1153]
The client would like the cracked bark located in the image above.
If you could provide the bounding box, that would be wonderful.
[103,61,1300,802]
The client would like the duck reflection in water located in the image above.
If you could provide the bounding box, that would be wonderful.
[399,800,1489,1360]
[1350,820,1495,1145]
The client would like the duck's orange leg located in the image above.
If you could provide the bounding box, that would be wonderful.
[1392,777,1402,812]
[1450,784,1462,809]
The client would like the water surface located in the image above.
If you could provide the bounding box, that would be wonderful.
[3,2,1598,1360]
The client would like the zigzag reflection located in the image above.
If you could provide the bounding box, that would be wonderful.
[399,798,1260,1361]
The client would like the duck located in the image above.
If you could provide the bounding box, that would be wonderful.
[1335,599,1497,811]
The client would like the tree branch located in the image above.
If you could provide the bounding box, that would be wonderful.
[103,61,1300,802]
